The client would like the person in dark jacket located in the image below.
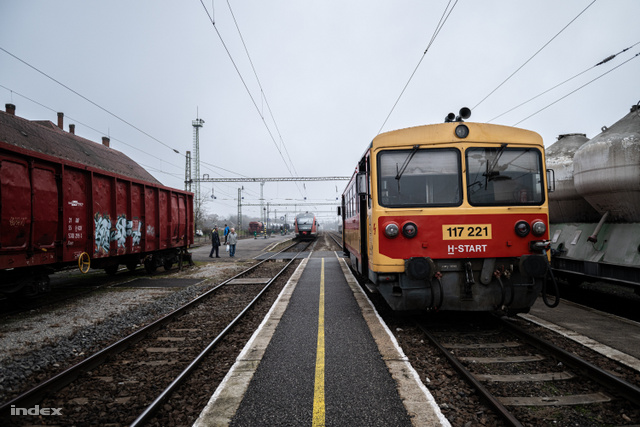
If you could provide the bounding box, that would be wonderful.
[209,226,221,258]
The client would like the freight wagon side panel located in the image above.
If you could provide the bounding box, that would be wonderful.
[159,189,168,250]
[178,194,187,246]
[62,168,90,263]
[187,193,194,245]
[131,184,142,254]
[114,180,129,255]
[0,155,60,269]
[0,157,30,250]
[32,165,58,250]
[144,187,158,252]
[171,193,179,245]
[92,174,113,258]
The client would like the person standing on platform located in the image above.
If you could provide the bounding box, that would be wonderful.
[209,226,221,258]
[223,224,230,244]
[227,228,238,258]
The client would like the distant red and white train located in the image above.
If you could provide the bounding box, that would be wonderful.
[294,212,318,240]
[0,104,194,297]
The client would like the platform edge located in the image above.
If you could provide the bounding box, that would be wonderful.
[193,257,310,427]
[335,254,451,427]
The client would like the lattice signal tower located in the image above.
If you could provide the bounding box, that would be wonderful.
[192,117,205,225]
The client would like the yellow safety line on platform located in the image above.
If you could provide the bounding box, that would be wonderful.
[312,258,326,427]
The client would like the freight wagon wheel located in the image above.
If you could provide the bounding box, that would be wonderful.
[78,252,91,274]
[144,257,157,274]
[126,261,138,272]
[104,264,119,276]
[163,261,173,271]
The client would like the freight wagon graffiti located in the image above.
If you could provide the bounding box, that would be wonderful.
[94,213,111,255]
[130,219,142,246]
[112,215,128,249]
[94,213,143,255]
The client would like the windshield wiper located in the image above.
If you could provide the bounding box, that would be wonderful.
[395,145,420,181]
[483,143,508,180]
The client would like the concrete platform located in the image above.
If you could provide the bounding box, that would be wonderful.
[522,297,640,372]
[194,252,449,427]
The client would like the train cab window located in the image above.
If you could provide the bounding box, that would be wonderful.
[377,148,461,207]
[466,147,544,206]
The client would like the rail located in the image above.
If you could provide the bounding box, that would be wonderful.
[0,241,306,417]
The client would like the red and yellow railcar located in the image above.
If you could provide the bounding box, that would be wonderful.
[341,110,556,314]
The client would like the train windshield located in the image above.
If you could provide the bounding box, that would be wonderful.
[466,147,544,205]
[377,148,462,207]
[296,213,315,224]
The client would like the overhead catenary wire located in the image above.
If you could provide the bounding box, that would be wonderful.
[0,46,183,155]
[0,84,185,172]
[198,0,303,196]
[490,40,640,122]
[472,0,597,112]
[377,0,460,135]
[225,0,299,178]
[0,84,264,193]
[512,49,640,126]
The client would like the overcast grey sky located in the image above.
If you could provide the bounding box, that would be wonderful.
[1,1,639,223]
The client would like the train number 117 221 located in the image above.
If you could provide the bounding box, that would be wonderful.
[442,224,492,240]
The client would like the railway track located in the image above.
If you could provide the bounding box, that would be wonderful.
[0,256,193,318]
[1,241,309,425]
[417,315,640,426]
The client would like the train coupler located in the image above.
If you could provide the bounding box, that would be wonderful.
[463,261,475,298]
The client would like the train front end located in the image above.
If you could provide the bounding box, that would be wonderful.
[295,212,317,240]
[367,121,552,314]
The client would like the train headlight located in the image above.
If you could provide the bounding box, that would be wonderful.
[514,220,530,237]
[531,220,546,236]
[402,222,418,238]
[384,223,399,238]
[455,124,469,138]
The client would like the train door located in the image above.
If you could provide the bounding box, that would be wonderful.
[340,195,348,256]
[358,157,369,278]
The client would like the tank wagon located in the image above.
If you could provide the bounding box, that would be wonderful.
[294,212,317,240]
[0,104,194,297]
[340,108,558,315]
[548,104,640,290]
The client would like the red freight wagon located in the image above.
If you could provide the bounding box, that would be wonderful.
[0,104,194,297]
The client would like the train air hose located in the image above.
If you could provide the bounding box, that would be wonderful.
[541,249,560,308]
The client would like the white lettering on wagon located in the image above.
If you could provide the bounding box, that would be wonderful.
[447,244,488,255]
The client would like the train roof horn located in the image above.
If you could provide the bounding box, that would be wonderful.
[445,107,471,123]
